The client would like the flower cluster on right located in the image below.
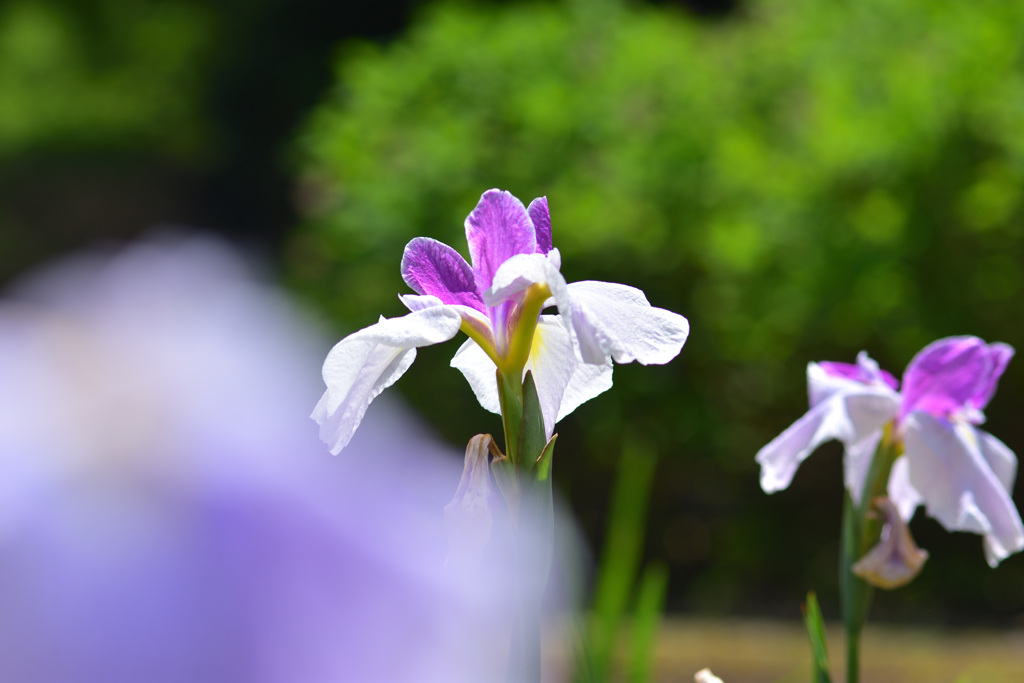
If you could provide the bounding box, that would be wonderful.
[757,336,1023,569]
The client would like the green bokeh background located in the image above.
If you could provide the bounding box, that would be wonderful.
[4,0,1024,625]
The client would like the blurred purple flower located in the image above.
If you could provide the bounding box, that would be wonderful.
[313,189,689,453]
[756,336,1023,567]
[0,235,545,682]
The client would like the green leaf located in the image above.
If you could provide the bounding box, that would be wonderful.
[579,439,658,683]
[802,591,833,683]
[519,370,548,474]
[535,434,557,482]
[628,562,668,683]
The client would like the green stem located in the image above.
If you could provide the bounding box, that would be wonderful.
[846,629,860,683]
[839,425,901,683]
[496,370,552,683]
[497,370,524,466]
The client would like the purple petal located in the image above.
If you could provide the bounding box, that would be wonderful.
[527,197,553,254]
[464,189,538,294]
[401,237,485,313]
[970,342,1014,412]
[899,336,1000,421]
[819,353,899,391]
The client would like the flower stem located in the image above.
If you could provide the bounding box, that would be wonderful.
[839,426,900,683]
[495,369,554,683]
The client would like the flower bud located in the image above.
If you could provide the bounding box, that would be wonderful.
[852,497,929,589]
[695,668,724,683]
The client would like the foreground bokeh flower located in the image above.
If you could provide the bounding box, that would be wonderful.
[313,188,689,453]
[695,668,724,683]
[0,235,544,682]
[756,336,1023,567]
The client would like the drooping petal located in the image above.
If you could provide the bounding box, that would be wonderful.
[524,317,573,437]
[903,413,1024,567]
[553,343,614,424]
[464,189,537,294]
[970,342,1014,413]
[756,375,900,495]
[843,428,883,506]
[888,455,924,521]
[977,429,1018,495]
[900,336,997,422]
[450,339,501,417]
[526,316,613,436]
[851,497,929,589]
[312,306,464,454]
[560,281,689,365]
[401,237,485,312]
[527,196,552,254]
[444,434,500,570]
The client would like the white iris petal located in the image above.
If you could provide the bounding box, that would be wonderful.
[450,316,614,437]
[756,363,900,497]
[450,338,502,417]
[312,306,463,454]
[903,413,1024,567]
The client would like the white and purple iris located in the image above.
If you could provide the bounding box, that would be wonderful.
[313,189,690,454]
[756,336,1024,567]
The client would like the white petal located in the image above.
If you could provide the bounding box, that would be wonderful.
[401,293,494,347]
[555,346,614,424]
[524,318,574,436]
[312,306,463,454]
[483,252,568,308]
[756,387,899,495]
[977,430,1018,495]
[451,317,614,437]
[450,339,501,416]
[452,317,614,437]
[562,281,689,365]
[844,429,883,506]
[400,294,488,327]
[547,247,562,271]
[903,413,1024,567]
[526,316,614,435]
[887,455,924,521]
[399,293,445,311]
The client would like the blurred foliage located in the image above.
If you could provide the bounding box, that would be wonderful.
[0,0,421,283]
[0,0,214,158]
[0,0,216,285]
[292,0,1024,620]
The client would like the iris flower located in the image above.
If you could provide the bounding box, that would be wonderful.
[314,189,690,454]
[756,336,1024,567]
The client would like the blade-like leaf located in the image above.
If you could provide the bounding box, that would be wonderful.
[628,562,668,683]
[802,591,833,683]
